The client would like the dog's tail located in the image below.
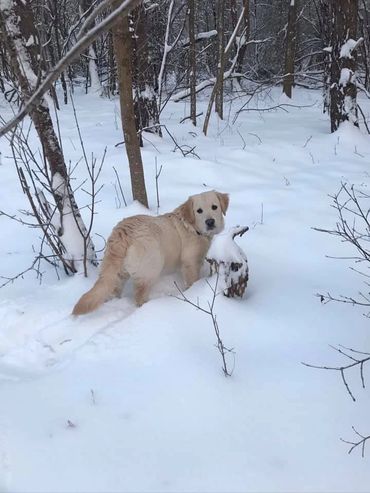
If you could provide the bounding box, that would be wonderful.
[72,227,129,316]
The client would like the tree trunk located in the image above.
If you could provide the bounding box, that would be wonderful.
[283,0,297,98]
[321,0,332,115]
[359,2,370,91]
[108,31,117,96]
[131,3,161,144]
[328,0,360,132]
[48,0,68,105]
[80,0,102,94]
[112,1,148,208]
[188,0,197,125]
[0,0,97,273]
[234,0,250,81]
[215,0,225,119]
[157,0,175,108]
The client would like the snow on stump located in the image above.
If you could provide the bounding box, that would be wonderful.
[206,226,249,298]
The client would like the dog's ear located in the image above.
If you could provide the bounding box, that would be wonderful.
[177,197,195,225]
[216,192,229,215]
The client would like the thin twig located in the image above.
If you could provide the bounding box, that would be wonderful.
[302,345,370,401]
[341,427,370,457]
[173,274,235,377]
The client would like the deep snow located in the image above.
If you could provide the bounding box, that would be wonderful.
[0,86,370,492]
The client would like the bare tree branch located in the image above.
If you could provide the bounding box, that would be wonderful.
[341,427,370,457]
[0,0,141,138]
[302,345,370,402]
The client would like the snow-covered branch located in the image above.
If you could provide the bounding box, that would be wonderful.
[182,29,218,47]
[172,37,271,102]
[340,38,364,59]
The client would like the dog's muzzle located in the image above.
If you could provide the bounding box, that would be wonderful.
[205,218,215,230]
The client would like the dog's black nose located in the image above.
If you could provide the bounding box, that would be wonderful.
[206,218,215,228]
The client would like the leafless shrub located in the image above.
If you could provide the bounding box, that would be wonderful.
[0,110,105,285]
[70,94,105,276]
[314,183,370,312]
[6,126,77,275]
[305,182,370,455]
[174,274,235,377]
[0,251,57,289]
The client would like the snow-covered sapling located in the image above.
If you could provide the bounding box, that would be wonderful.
[206,226,249,298]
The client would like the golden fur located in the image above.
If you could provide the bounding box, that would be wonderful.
[72,190,229,315]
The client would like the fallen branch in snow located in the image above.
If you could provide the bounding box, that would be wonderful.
[303,135,312,148]
[180,112,204,124]
[341,426,370,458]
[116,123,200,159]
[174,274,235,377]
[172,78,218,103]
[159,125,200,159]
[302,345,370,402]
[234,102,316,122]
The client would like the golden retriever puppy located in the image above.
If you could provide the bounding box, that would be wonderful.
[72,190,229,315]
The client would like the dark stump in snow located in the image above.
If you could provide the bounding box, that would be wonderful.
[206,226,249,298]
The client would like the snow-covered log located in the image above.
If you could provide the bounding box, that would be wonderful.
[206,226,249,298]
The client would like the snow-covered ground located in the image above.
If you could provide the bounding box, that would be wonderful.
[1,87,370,492]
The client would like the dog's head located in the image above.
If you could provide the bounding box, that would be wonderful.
[177,190,229,237]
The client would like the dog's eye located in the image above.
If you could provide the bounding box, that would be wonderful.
[197,208,203,214]
[212,205,218,210]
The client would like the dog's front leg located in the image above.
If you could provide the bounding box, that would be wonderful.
[181,261,201,289]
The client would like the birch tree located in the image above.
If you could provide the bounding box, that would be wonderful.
[0,0,97,273]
